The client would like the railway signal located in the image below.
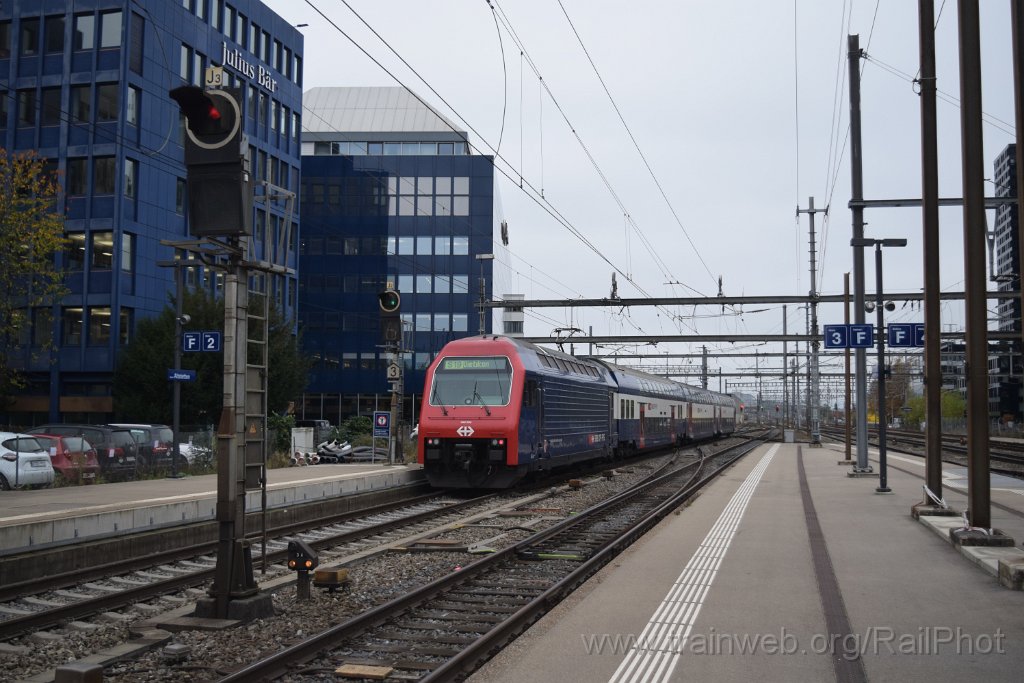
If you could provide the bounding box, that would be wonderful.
[379,288,402,343]
[168,85,251,237]
[287,539,319,601]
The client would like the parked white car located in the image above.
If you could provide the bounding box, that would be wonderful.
[0,432,56,490]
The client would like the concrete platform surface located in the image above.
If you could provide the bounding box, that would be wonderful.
[471,442,1024,683]
[0,463,423,553]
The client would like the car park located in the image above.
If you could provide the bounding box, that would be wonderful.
[107,423,179,471]
[31,434,101,484]
[0,433,55,489]
[27,425,138,480]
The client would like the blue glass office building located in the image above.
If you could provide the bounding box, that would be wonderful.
[0,0,302,424]
[299,87,494,421]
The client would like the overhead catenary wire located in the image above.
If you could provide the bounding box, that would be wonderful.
[306,0,667,342]
[554,0,718,288]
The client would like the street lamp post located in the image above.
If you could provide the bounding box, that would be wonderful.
[851,237,907,494]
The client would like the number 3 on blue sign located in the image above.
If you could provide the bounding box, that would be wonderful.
[823,324,849,349]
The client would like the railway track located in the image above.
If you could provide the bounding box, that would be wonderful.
[820,427,1024,477]
[0,492,504,642]
[216,437,763,682]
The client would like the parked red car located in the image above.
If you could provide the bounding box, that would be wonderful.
[31,434,101,484]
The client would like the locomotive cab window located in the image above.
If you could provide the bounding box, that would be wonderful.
[429,356,513,407]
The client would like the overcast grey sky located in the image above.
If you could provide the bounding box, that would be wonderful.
[263,0,1018,388]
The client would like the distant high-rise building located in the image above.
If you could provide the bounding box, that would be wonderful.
[994,144,1019,332]
[991,144,1020,421]
[298,87,495,422]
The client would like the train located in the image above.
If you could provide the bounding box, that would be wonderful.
[416,335,738,488]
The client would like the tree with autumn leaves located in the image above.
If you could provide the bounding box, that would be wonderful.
[0,150,67,409]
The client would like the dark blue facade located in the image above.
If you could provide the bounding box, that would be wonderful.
[0,0,302,424]
[300,152,494,412]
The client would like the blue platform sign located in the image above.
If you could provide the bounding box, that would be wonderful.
[167,369,197,382]
[913,323,925,347]
[823,324,849,349]
[849,324,874,348]
[373,411,391,438]
[183,332,201,352]
[202,331,222,352]
[183,331,222,352]
[888,323,914,348]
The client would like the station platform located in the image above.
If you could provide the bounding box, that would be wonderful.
[472,442,1024,683]
[0,463,423,556]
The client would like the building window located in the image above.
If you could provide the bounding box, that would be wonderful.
[62,307,83,345]
[434,275,450,294]
[21,18,39,56]
[416,236,432,255]
[129,12,144,75]
[271,100,279,132]
[124,159,136,199]
[434,236,450,255]
[65,233,86,270]
[126,86,139,125]
[44,15,64,54]
[211,0,222,31]
[225,4,236,41]
[97,84,118,122]
[99,10,122,49]
[236,13,247,49]
[294,54,302,85]
[272,39,281,72]
[70,85,90,123]
[453,275,469,294]
[32,308,53,347]
[94,157,115,195]
[0,22,10,58]
[176,178,186,214]
[452,236,469,255]
[196,0,206,21]
[415,314,431,332]
[452,314,468,332]
[74,15,94,51]
[192,51,203,87]
[90,232,114,270]
[121,233,134,272]
[119,308,131,345]
[88,307,112,346]
[261,30,270,63]
[180,44,191,81]
[258,92,266,125]
[41,88,61,126]
[67,159,87,196]
[17,90,35,127]
[249,22,259,55]
[435,314,451,332]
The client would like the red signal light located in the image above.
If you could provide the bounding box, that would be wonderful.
[207,105,221,120]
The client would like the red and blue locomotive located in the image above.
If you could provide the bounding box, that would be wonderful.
[417,335,737,488]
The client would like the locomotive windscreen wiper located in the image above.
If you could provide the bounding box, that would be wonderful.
[471,381,491,416]
[431,381,449,416]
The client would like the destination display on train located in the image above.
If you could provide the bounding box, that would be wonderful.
[441,357,508,371]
